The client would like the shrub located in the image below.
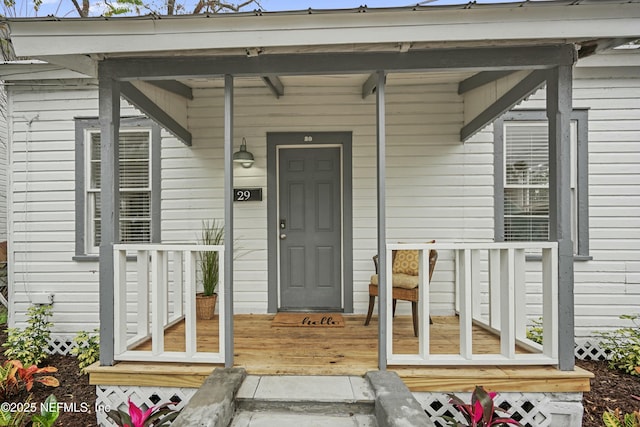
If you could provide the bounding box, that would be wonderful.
[70,329,100,374]
[603,408,640,427]
[526,317,543,345]
[3,304,53,366]
[597,314,640,375]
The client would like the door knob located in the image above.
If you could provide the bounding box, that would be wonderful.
[280,233,287,240]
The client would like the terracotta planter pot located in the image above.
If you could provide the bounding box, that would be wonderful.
[196,293,217,320]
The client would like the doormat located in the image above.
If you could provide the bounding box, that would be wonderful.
[272,312,345,328]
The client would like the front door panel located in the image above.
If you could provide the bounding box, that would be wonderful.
[279,147,342,310]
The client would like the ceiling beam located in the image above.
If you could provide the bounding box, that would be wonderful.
[100,44,577,80]
[120,82,192,146]
[460,69,548,142]
[458,70,517,94]
[147,80,194,100]
[261,76,284,98]
[362,73,378,99]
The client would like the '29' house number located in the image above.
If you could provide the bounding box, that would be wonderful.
[234,188,262,202]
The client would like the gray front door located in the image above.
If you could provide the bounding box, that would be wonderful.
[278,147,342,310]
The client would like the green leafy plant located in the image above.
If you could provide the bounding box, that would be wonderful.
[3,304,53,366]
[597,314,640,375]
[0,395,31,426]
[526,317,543,345]
[0,306,7,326]
[603,408,640,427]
[106,398,180,427]
[70,329,100,374]
[198,219,224,297]
[444,386,523,427]
[31,394,60,427]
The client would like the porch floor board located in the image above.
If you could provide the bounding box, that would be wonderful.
[87,314,592,392]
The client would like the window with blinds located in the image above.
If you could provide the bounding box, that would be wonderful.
[87,130,152,249]
[503,123,550,241]
[494,110,588,257]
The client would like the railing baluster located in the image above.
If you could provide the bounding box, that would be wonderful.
[150,250,165,356]
[514,249,527,341]
[173,251,184,319]
[419,249,430,359]
[185,250,197,357]
[137,250,149,339]
[459,249,473,359]
[500,249,516,359]
[488,249,501,330]
[114,249,127,355]
[471,249,482,322]
[543,247,559,359]
[218,248,226,360]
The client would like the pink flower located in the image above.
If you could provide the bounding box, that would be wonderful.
[128,399,154,427]
[473,391,497,423]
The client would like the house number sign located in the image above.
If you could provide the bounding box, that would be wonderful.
[234,188,262,202]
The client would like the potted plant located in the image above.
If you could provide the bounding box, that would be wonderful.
[196,219,224,320]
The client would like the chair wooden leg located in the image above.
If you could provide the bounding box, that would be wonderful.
[411,301,418,337]
[364,295,375,326]
[392,299,397,317]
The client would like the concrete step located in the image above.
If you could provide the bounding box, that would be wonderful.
[231,375,377,426]
[172,368,434,427]
[230,411,378,427]
[235,375,376,414]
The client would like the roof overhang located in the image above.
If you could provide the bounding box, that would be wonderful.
[4,0,640,70]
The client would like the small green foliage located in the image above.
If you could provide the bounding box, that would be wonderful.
[603,408,640,427]
[3,304,53,367]
[526,317,543,345]
[70,329,100,374]
[597,314,640,375]
[31,394,60,427]
[0,395,30,427]
[0,306,7,326]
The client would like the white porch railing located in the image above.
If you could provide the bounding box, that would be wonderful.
[113,244,225,363]
[386,242,558,366]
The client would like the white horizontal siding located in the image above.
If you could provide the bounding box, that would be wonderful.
[6,83,139,332]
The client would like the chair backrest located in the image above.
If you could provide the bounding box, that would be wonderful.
[372,249,438,281]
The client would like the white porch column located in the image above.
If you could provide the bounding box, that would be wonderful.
[98,74,120,366]
[547,64,575,371]
[224,74,234,367]
[376,70,388,370]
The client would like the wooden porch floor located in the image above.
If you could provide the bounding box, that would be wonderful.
[87,314,592,392]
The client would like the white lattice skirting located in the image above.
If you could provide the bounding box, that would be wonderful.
[415,391,584,427]
[96,385,197,426]
[47,336,77,356]
[574,338,610,361]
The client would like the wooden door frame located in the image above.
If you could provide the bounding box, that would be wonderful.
[267,132,353,313]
